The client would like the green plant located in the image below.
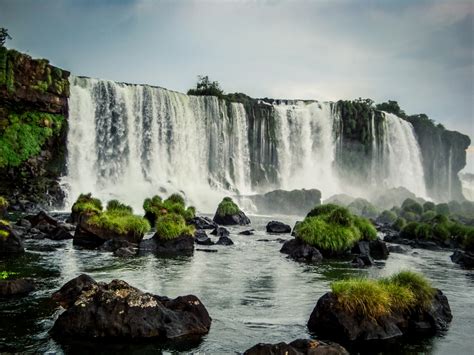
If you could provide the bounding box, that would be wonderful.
[155,213,195,240]
[420,210,436,222]
[216,197,240,217]
[143,194,195,223]
[423,201,436,212]
[0,271,17,280]
[187,75,224,99]
[106,199,133,214]
[353,216,378,240]
[435,203,450,216]
[388,271,435,310]
[348,198,378,218]
[378,210,397,224]
[166,193,185,206]
[401,198,423,215]
[72,193,103,214]
[306,203,340,218]
[392,217,407,231]
[88,210,150,236]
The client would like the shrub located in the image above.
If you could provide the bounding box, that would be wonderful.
[143,193,195,223]
[331,271,435,321]
[155,213,194,240]
[401,198,423,215]
[378,210,397,224]
[348,198,378,218]
[415,223,432,240]
[166,193,185,206]
[216,197,240,217]
[420,210,437,222]
[72,193,103,214]
[392,217,407,231]
[435,203,450,216]
[307,203,340,218]
[106,199,133,214]
[400,222,419,239]
[353,216,377,240]
[423,201,436,213]
[0,271,18,280]
[88,210,150,236]
[400,210,418,222]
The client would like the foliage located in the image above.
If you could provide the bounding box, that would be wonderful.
[435,203,450,216]
[375,100,406,118]
[71,193,103,214]
[0,28,11,47]
[0,196,8,208]
[378,210,397,224]
[348,198,378,218]
[295,204,376,253]
[106,199,133,214]
[216,197,240,217]
[187,75,224,99]
[401,198,423,215]
[423,201,436,213]
[143,193,195,224]
[392,217,407,231]
[331,271,435,321]
[155,213,195,240]
[89,209,150,236]
[420,210,437,223]
[400,210,419,222]
[0,271,17,280]
[0,111,65,168]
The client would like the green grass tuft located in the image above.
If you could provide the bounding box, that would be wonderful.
[306,203,340,218]
[143,193,195,223]
[72,193,103,214]
[88,210,150,236]
[155,213,195,240]
[216,197,240,217]
[388,271,436,310]
[0,271,18,280]
[106,199,133,214]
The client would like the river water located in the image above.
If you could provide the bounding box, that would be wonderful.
[1,214,473,354]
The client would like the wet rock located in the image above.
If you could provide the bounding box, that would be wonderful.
[369,239,389,260]
[239,229,255,236]
[27,211,58,228]
[190,216,217,230]
[388,245,409,254]
[195,230,214,245]
[451,250,474,269]
[280,238,322,263]
[211,226,230,238]
[139,234,194,256]
[307,289,452,343]
[196,249,218,253]
[48,226,73,240]
[266,221,291,234]
[257,239,270,242]
[58,222,76,232]
[50,275,212,340]
[17,219,32,229]
[213,210,250,226]
[352,255,374,267]
[113,247,136,258]
[99,239,136,252]
[216,236,234,246]
[0,223,24,255]
[351,241,370,256]
[0,278,35,297]
[244,338,348,355]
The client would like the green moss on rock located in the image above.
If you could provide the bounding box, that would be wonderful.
[155,213,195,240]
[216,197,240,217]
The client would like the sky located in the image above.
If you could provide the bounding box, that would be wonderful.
[1,0,473,170]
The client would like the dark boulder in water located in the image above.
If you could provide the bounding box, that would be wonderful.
[211,226,230,238]
[369,239,389,260]
[451,250,474,269]
[239,229,255,235]
[352,255,374,267]
[244,338,348,355]
[266,221,291,234]
[216,236,234,246]
[0,222,24,255]
[50,275,212,340]
[0,278,35,297]
[190,216,218,230]
[139,234,194,256]
[280,238,322,263]
[195,230,214,245]
[213,197,250,226]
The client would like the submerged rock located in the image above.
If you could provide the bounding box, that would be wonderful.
[280,238,322,263]
[0,278,35,297]
[244,338,348,355]
[266,221,291,234]
[239,229,255,235]
[50,275,212,340]
[195,230,214,245]
[307,289,452,343]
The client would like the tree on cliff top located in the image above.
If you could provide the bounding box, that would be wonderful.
[0,28,12,47]
[187,75,224,98]
[376,100,406,118]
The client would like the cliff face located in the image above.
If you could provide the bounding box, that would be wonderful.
[0,47,70,210]
[406,114,471,201]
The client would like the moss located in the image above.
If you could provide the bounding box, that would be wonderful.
[71,193,103,214]
[143,194,195,224]
[0,196,8,208]
[0,229,9,239]
[0,111,65,168]
[166,193,185,206]
[295,205,376,253]
[106,199,133,214]
[216,197,240,217]
[0,271,18,280]
[155,213,195,240]
[331,271,435,321]
[88,209,150,236]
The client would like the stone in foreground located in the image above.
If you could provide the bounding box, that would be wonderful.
[244,338,348,355]
[280,238,322,263]
[0,278,35,297]
[51,274,211,340]
[266,221,292,234]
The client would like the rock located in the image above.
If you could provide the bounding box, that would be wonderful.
[196,249,218,253]
[0,278,35,297]
[139,234,194,256]
[213,210,250,226]
[98,239,136,252]
[352,255,374,267]
[211,226,230,238]
[280,238,323,263]
[216,236,234,246]
[244,338,348,355]
[17,219,32,229]
[50,275,212,340]
[266,221,291,234]
[388,245,409,254]
[307,289,452,343]
[257,239,270,242]
[369,239,389,260]
[190,216,217,230]
[451,250,474,269]
[58,222,76,232]
[195,230,214,245]
[113,247,136,258]
[30,227,41,234]
[27,211,58,228]
[0,223,24,255]
[351,241,370,256]
[239,229,255,235]
[48,226,73,240]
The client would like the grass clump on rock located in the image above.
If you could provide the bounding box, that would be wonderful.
[295,205,377,254]
[0,196,8,208]
[216,197,240,217]
[88,209,150,237]
[155,213,195,240]
[143,193,195,225]
[331,271,435,320]
[72,193,103,215]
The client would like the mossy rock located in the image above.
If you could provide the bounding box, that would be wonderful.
[143,193,195,227]
[213,197,250,226]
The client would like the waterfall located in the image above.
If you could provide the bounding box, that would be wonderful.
[63,76,429,213]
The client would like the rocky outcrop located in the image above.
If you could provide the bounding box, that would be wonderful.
[213,210,250,226]
[0,278,35,297]
[307,289,452,343]
[245,189,321,216]
[451,250,474,269]
[280,238,322,263]
[50,275,212,340]
[266,221,291,234]
[190,216,218,230]
[0,47,70,209]
[244,338,348,355]
[0,222,24,254]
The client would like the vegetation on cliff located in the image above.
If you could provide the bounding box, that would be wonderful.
[295,204,377,253]
[187,75,224,99]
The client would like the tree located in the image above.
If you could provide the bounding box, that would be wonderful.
[187,75,224,98]
[375,100,406,118]
[0,28,12,47]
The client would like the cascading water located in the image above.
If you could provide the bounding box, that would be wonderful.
[63,76,428,213]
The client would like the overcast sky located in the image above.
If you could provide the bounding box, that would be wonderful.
[1,0,473,169]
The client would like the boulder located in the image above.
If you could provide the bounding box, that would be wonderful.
[280,238,323,263]
[0,223,24,255]
[216,236,234,246]
[99,239,136,252]
[27,210,58,228]
[451,250,474,269]
[266,221,291,234]
[195,230,214,246]
[213,210,250,226]
[369,239,389,260]
[244,338,348,355]
[113,247,136,258]
[307,289,452,343]
[190,216,217,230]
[211,226,230,238]
[239,229,255,236]
[0,278,35,297]
[388,245,409,254]
[48,226,73,240]
[50,275,211,340]
[139,234,194,255]
[352,255,374,267]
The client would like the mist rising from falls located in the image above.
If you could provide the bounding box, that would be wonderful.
[63,76,428,213]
